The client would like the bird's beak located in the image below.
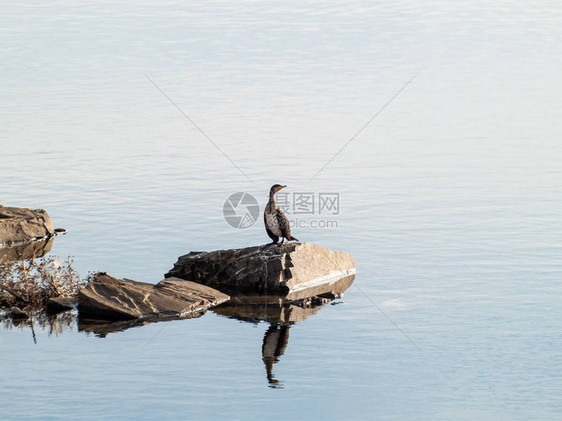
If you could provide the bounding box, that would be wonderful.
[279,185,287,191]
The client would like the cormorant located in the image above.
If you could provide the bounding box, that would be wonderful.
[264,184,299,245]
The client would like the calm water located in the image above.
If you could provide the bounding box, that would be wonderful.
[2,1,562,419]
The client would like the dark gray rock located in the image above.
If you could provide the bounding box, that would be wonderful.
[165,243,356,294]
[0,205,54,247]
[9,307,29,319]
[78,273,230,320]
[46,297,77,314]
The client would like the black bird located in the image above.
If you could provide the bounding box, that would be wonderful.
[264,184,299,245]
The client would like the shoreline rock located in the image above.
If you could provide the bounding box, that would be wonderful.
[0,205,54,247]
[165,243,356,295]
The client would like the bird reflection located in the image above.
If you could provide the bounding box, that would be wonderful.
[262,323,290,389]
[213,274,354,389]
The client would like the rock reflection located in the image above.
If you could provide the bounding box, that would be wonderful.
[1,270,354,390]
[212,274,354,388]
[77,317,151,338]
[77,311,206,338]
[0,237,54,264]
[0,308,203,339]
[0,309,77,343]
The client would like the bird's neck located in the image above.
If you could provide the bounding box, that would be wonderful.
[268,193,277,208]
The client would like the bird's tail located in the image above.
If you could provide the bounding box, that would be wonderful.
[290,236,299,242]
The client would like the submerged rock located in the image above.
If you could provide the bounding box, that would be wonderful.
[46,297,77,314]
[165,243,356,294]
[78,273,230,321]
[9,306,29,319]
[0,205,54,247]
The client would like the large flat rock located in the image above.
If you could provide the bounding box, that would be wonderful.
[0,205,54,247]
[165,243,356,294]
[78,273,230,320]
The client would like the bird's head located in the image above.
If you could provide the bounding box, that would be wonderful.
[269,184,287,195]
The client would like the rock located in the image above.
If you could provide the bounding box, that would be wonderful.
[78,273,230,321]
[9,307,29,319]
[46,297,77,314]
[165,243,356,294]
[0,205,54,247]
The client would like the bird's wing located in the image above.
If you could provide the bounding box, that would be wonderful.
[276,209,292,239]
[264,212,279,241]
